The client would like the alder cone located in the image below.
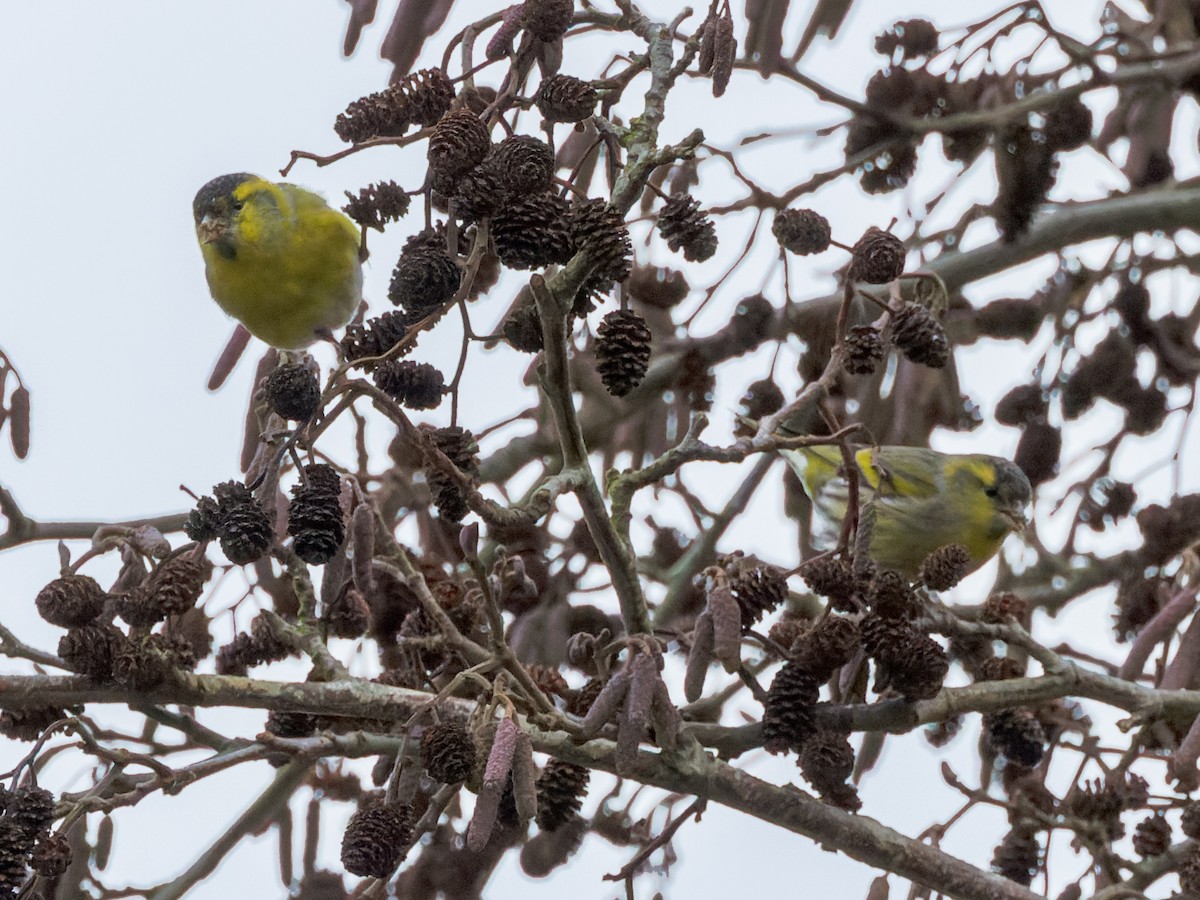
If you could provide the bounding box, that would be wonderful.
[595,310,651,397]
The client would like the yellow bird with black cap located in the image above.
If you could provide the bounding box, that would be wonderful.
[193,173,362,349]
[780,444,1032,578]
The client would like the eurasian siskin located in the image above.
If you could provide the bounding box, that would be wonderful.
[193,174,362,349]
[781,444,1031,578]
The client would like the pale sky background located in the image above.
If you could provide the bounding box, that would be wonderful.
[1,1,1197,898]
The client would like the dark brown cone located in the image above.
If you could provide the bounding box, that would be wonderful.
[570,199,633,310]
[0,707,70,742]
[265,710,318,738]
[1137,494,1200,566]
[982,592,1026,624]
[1114,576,1168,641]
[1063,774,1145,837]
[767,617,808,655]
[334,68,454,143]
[0,819,32,892]
[288,464,346,566]
[656,193,717,262]
[522,0,573,42]
[59,623,128,680]
[772,208,831,256]
[628,265,690,308]
[373,360,446,410]
[9,786,55,836]
[1181,800,1200,839]
[974,297,1044,341]
[492,192,573,270]
[444,164,507,223]
[723,555,788,628]
[1123,385,1168,436]
[676,347,715,413]
[762,661,820,754]
[595,310,651,397]
[799,557,858,610]
[502,305,544,353]
[35,574,105,628]
[995,384,1047,427]
[976,655,1023,682]
[212,480,273,565]
[295,869,347,899]
[264,363,321,421]
[1014,421,1061,487]
[149,555,211,618]
[165,606,213,664]
[325,586,370,639]
[890,303,948,367]
[113,633,195,691]
[536,74,598,122]
[404,70,457,126]
[1042,95,1092,152]
[850,227,905,284]
[730,294,774,353]
[792,615,859,680]
[995,123,1057,242]
[387,243,461,321]
[421,720,477,783]
[737,379,784,425]
[427,109,491,182]
[341,312,410,370]
[883,631,948,701]
[342,180,412,231]
[798,730,861,811]
[214,625,291,677]
[937,79,990,165]
[1131,813,1171,857]
[184,495,220,543]
[30,832,71,876]
[536,760,590,831]
[424,426,481,522]
[340,802,413,877]
[842,325,885,375]
[1062,331,1138,418]
[845,113,917,194]
[489,135,555,195]
[868,570,918,620]
[874,18,939,59]
[919,544,970,591]
[1113,280,1152,342]
[992,825,1040,886]
[984,709,1045,767]
[861,614,916,668]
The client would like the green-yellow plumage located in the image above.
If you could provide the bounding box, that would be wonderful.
[193,174,362,349]
[780,444,1031,578]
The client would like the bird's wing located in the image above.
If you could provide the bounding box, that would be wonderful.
[781,445,943,499]
[855,446,943,501]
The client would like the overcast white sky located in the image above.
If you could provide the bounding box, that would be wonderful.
[2,1,1197,898]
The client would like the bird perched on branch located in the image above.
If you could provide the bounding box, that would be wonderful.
[193,174,362,349]
[781,444,1031,578]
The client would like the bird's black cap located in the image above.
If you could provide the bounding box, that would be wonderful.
[193,173,256,222]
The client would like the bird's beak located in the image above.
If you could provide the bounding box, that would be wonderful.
[1005,510,1027,536]
[197,213,225,244]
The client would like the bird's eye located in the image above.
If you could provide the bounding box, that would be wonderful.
[984,487,999,498]
[233,201,244,211]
